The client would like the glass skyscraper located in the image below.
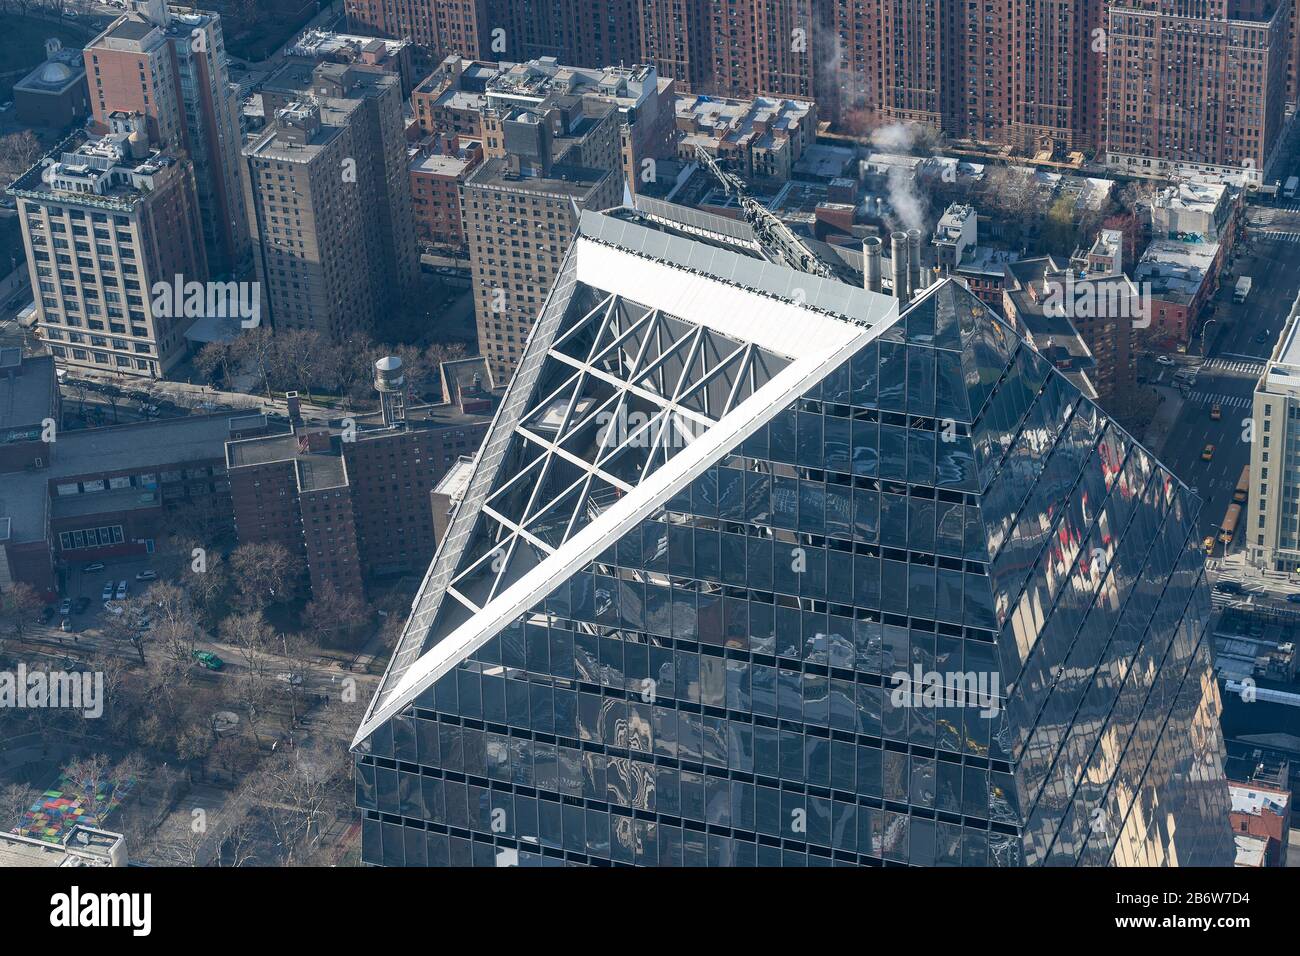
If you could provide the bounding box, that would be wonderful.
[352,206,1233,866]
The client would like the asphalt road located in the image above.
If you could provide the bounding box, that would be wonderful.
[1153,198,1300,548]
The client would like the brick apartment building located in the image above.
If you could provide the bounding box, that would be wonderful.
[287,29,418,96]
[1105,0,1289,183]
[463,95,621,380]
[412,56,498,139]
[244,57,418,341]
[365,0,1296,181]
[84,3,251,277]
[345,0,643,74]
[225,357,499,598]
[1229,779,1292,866]
[676,93,816,183]
[410,137,484,254]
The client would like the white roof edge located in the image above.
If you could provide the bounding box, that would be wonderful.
[352,307,897,748]
[572,237,865,359]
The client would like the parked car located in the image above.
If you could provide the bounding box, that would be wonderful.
[101,582,115,600]
[1201,444,1216,461]
[1210,404,1222,421]
[135,569,157,581]
[82,562,106,573]
[103,602,123,616]
[60,619,72,632]
[115,580,128,600]
[193,650,224,671]
[275,672,303,686]
[58,598,73,616]
[73,597,90,614]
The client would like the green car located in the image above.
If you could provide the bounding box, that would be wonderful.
[193,650,224,671]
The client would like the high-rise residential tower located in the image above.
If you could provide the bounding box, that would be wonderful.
[462,96,621,381]
[351,202,1233,867]
[243,59,418,340]
[85,4,251,277]
[1104,0,1288,183]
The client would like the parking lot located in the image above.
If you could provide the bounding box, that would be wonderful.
[57,553,160,634]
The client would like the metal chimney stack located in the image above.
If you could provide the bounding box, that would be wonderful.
[907,228,923,300]
[863,236,883,293]
[890,231,909,300]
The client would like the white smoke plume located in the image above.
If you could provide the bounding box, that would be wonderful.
[870,122,928,232]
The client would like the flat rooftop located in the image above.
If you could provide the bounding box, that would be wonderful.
[466,156,610,199]
[0,353,56,439]
[1,413,278,545]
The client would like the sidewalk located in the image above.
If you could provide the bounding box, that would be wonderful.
[1141,384,1185,459]
[63,367,340,424]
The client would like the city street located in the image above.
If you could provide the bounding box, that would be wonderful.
[1151,200,1300,546]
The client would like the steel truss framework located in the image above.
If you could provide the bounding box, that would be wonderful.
[443,289,791,622]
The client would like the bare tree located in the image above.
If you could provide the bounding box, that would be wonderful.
[193,339,239,388]
[0,583,44,643]
[0,781,37,830]
[62,753,113,827]
[228,541,301,613]
[159,824,208,867]
[102,592,155,666]
[146,582,202,673]
[231,326,277,399]
[221,611,275,746]
[0,130,42,185]
[303,582,369,648]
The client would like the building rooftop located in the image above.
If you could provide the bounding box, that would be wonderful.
[409,149,475,178]
[433,454,476,501]
[8,130,185,211]
[288,28,410,61]
[677,94,812,155]
[14,49,86,94]
[1,413,274,546]
[1154,180,1229,215]
[1135,238,1219,304]
[0,824,124,868]
[0,353,56,441]
[486,58,663,116]
[466,156,611,199]
[1229,780,1290,817]
[1234,833,1268,867]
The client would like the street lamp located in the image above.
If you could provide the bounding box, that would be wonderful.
[1200,317,1218,357]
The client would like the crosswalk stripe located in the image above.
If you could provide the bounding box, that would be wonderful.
[1186,391,1251,408]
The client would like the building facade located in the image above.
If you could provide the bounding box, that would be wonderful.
[226,358,498,598]
[463,98,621,381]
[1104,0,1289,183]
[352,205,1233,867]
[245,58,418,341]
[85,5,251,277]
[1248,299,1300,571]
[8,128,208,379]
